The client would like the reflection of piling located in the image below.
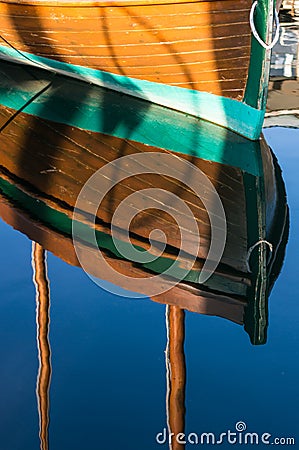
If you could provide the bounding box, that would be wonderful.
[166,305,186,450]
[32,242,51,450]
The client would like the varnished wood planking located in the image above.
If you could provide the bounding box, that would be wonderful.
[0,0,252,97]
[0,0,253,6]
[0,33,251,62]
[0,24,251,46]
[0,103,248,271]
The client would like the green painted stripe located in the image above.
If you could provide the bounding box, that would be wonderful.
[0,45,265,140]
[0,60,263,176]
[0,176,246,296]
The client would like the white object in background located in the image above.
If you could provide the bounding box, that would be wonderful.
[284,53,294,76]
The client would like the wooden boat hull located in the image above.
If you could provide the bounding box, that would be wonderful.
[0,60,288,343]
[0,0,277,139]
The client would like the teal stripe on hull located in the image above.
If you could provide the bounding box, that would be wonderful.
[0,45,265,140]
[0,60,263,177]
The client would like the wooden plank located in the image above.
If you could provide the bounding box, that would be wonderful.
[0,0,252,98]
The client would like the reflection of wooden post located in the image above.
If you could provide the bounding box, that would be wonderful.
[166,305,186,450]
[32,243,51,450]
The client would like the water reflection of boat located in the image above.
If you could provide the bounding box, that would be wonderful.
[0,0,278,139]
[0,60,288,345]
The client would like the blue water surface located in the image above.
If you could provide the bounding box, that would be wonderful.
[0,127,298,450]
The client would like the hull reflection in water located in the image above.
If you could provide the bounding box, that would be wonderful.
[0,58,289,450]
[0,59,289,345]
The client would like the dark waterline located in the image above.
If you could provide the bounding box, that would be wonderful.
[0,127,298,449]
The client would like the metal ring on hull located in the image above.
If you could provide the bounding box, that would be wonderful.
[250,0,280,50]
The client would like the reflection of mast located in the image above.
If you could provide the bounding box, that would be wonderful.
[165,305,186,450]
[31,242,51,450]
